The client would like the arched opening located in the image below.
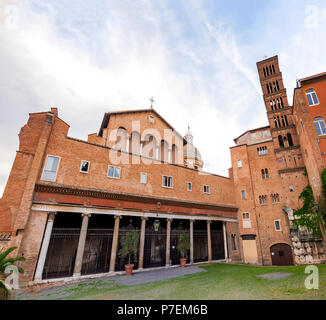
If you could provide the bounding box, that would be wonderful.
[172,144,178,165]
[287,133,294,147]
[278,135,284,148]
[129,131,141,155]
[116,127,128,151]
[143,134,157,158]
[270,243,294,266]
[160,140,169,163]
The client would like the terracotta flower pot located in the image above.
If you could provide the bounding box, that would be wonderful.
[180,258,187,268]
[125,264,134,276]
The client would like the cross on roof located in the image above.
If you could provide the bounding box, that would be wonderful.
[149,96,155,108]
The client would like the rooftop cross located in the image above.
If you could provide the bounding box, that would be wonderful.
[149,96,155,108]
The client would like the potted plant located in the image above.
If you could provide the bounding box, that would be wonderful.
[0,246,25,300]
[177,232,190,267]
[118,231,139,276]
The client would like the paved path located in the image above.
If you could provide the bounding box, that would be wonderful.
[16,266,206,300]
[256,272,293,280]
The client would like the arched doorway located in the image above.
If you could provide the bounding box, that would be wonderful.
[270,243,294,266]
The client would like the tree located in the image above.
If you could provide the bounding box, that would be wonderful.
[0,246,25,300]
[118,231,139,266]
[177,232,190,259]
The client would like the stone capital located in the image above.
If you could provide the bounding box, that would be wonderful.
[48,212,57,221]
[114,215,122,220]
[82,213,92,218]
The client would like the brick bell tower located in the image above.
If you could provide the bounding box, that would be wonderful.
[257,56,305,173]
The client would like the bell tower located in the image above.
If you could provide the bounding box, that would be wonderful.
[257,56,304,173]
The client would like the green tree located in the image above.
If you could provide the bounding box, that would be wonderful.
[118,231,139,266]
[177,232,190,259]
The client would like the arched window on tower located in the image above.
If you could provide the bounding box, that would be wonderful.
[262,169,269,180]
[287,133,294,147]
[278,135,284,148]
[274,117,280,128]
[272,65,275,74]
[263,67,267,78]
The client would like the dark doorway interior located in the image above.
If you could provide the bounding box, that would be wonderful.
[170,220,190,265]
[115,217,141,271]
[270,243,294,266]
[211,221,225,261]
[42,212,82,280]
[193,220,208,263]
[81,214,114,275]
[143,218,167,268]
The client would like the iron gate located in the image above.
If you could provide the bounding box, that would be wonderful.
[81,229,114,275]
[42,228,80,280]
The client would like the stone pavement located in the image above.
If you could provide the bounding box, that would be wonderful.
[16,266,206,300]
[256,272,293,280]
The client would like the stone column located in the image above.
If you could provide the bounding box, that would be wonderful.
[109,215,122,272]
[190,220,194,264]
[223,221,229,261]
[73,213,91,277]
[165,219,172,267]
[34,212,56,281]
[207,220,212,263]
[138,217,147,270]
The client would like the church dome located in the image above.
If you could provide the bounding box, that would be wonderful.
[183,125,203,169]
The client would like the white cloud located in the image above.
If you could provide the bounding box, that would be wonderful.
[1,1,326,197]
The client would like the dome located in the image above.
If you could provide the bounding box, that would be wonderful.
[183,144,203,163]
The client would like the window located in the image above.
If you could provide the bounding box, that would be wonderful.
[204,185,210,194]
[278,135,284,148]
[306,89,319,106]
[163,176,173,188]
[257,146,268,156]
[241,190,246,199]
[271,193,280,203]
[231,234,237,250]
[242,213,251,229]
[274,220,281,231]
[289,185,294,192]
[108,166,121,179]
[300,120,304,131]
[187,182,192,191]
[313,178,317,187]
[263,130,269,137]
[237,160,242,168]
[41,155,60,181]
[314,117,326,136]
[262,169,269,180]
[251,133,256,139]
[287,134,294,147]
[259,195,267,205]
[140,172,147,184]
[80,160,90,173]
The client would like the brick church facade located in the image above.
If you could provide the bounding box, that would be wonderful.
[0,55,325,289]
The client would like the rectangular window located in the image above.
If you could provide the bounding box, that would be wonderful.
[237,160,242,168]
[140,172,147,184]
[80,160,90,173]
[263,130,269,137]
[41,155,60,181]
[204,185,210,194]
[187,182,192,191]
[162,176,173,188]
[274,220,281,231]
[108,166,121,179]
[241,190,246,199]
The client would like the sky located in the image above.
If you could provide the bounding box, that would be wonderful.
[0,0,326,197]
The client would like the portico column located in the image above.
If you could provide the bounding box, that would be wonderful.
[165,219,172,267]
[109,215,122,272]
[138,217,147,270]
[223,221,229,261]
[34,212,56,281]
[207,220,212,263]
[190,220,194,265]
[73,213,91,277]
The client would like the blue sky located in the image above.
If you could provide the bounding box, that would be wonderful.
[0,0,326,196]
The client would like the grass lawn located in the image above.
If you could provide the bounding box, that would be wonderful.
[18,263,326,300]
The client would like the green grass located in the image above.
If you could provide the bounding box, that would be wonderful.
[18,264,326,300]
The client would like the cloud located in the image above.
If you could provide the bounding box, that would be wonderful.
[0,0,326,197]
